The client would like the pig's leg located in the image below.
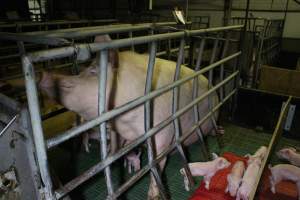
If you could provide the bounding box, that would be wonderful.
[204,174,213,190]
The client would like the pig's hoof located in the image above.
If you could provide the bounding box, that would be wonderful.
[180,168,190,191]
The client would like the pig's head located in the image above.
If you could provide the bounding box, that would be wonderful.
[227,174,241,197]
[212,154,230,170]
[277,147,297,160]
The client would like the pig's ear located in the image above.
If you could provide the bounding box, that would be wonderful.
[212,153,219,160]
[94,34,111,43]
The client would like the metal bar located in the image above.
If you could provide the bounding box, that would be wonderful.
[97,50,114,197]
[208,35,219,131]
[172,38,195,187]
[0,19,118,29]
[47,52,241,149]
[22,56,54,199]
[0,32,70,46]
[192,38,208,159]
[20,22,178,38]
[54,71,239,198]
[0,114,18,137]
[248,96,292,200]
[144,41,168,200]
[27,25,243,63]
[220,33,230,101]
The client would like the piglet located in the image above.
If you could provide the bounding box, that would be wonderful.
[245,146,267,164]
[180,153,230,191]
[277,147,300,167]
[225,161,245,197]
[269,164,300,200]
[236,158,261,200]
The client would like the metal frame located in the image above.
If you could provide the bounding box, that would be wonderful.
[19,24,243,199]
[0,22,189,81]
[230,17,284,87]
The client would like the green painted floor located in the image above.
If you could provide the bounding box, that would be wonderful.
[49,123,300,200]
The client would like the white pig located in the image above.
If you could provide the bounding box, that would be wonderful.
[124,150,142,174]
[269,164,300,199]
[180,153,230,191]
[236,158,261,200]
[277,147,300,167]
[39,35,219,199]
[225,161,245,197]
[245,146,267,164]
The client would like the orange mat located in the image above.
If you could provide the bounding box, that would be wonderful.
[189,152,298,200]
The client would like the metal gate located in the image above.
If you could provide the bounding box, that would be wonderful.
[20,24,243,199]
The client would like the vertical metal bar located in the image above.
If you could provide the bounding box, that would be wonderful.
[220,33,230,101]
[207,36,219,131]
[172,38,195,187]
[22,56,54,199]
[98,50,114,197]
[192,38,209,160]
[253,19,267,88]
[144,41,168,200]
[129,31,135,52]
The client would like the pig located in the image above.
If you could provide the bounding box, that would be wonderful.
[225,161,245,197]
[180,153,230,191]
[236,158,261,200]
[269,164,300,199]
[39,35,219,199]
[245,146,267,164]
[277,147,300,167]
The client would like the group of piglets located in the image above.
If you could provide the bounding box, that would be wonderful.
[180,146,268,200]
[270,147,300,199]
[180,146,300,200]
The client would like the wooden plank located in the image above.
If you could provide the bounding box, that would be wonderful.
[259,65,300,97]
[249,96,292,200]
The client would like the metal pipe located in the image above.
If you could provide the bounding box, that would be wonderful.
[97,50,114,196]
[144,41,168,200]
[192,38,208,159]
[172,38,195,186]
[27,25,243,63]
[54,71,239,198]
[46,52,241,149]
[0,32,70,46]
[22,56,54,199]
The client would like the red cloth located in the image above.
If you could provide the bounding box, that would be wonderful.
[189,152,298,200]
[189,152,248,200]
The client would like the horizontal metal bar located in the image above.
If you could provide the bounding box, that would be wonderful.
[248,96,292,200]
[0,19,118,28]
[27,25,243,63]
[46,52,241,149]
[193,36,239,42]
[0,32,70,46]
[17,22,178,38]
[55,71,238,198]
